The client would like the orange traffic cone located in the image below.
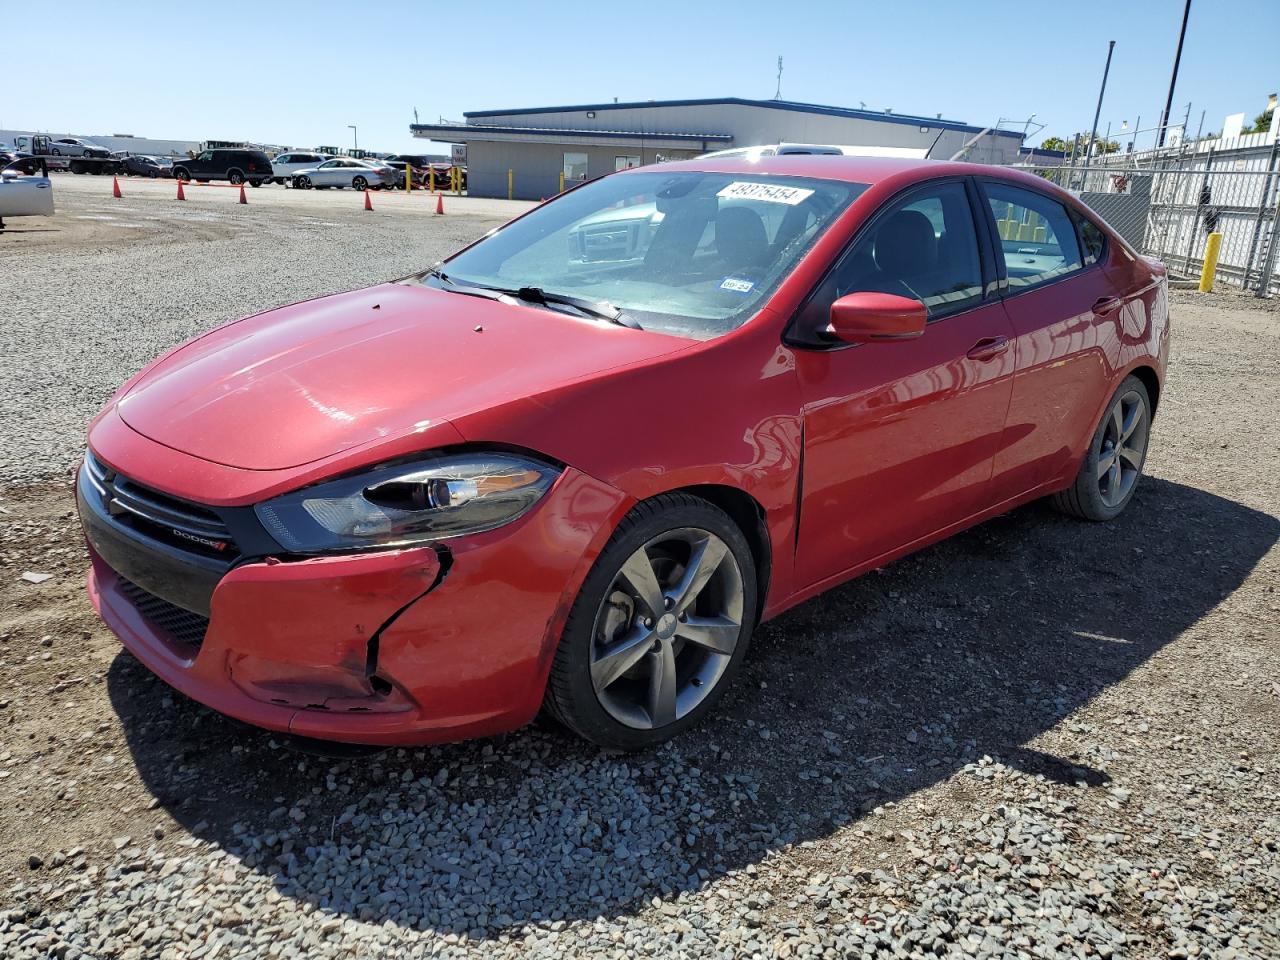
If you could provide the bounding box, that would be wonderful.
[435,193,444,215]
[112,176,122,199]
[176,179,186,200]
[238,184,247,204]
[364,189,373,211]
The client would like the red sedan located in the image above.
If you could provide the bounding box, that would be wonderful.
[78,157,1168,750]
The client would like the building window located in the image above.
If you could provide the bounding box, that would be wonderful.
[615,155,641,171]
[563,152,588,183]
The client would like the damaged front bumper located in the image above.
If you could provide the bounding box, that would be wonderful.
[80,456,631,746]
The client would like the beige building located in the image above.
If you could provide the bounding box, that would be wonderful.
[411,97,1025,199]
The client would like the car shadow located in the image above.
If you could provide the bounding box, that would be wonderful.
[108,476,1278,939]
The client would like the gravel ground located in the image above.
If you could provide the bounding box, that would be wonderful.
[1,183,1278,959]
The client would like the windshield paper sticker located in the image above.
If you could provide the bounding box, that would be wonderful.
[717,182,815,205]
[719,277,755,294]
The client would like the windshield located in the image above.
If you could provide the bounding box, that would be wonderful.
[424,170,866,339]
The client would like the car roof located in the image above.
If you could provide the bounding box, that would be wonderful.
[632,155,1023,188]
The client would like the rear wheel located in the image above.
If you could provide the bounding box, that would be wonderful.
[294,175,311,189]
[1053,374,1152,521]
[249,179,262,187]
[544,494,756,750]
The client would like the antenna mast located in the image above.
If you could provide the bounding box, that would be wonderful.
[775,57,783,99]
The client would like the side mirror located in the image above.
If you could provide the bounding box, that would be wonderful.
[827,292,927,344]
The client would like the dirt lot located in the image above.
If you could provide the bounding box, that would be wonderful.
[1,180,1277,959]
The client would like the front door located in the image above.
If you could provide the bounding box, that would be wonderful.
[791,179,1017,587]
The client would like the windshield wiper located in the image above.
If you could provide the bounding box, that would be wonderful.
[423,268,640,329]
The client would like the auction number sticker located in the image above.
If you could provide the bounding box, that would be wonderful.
[716,181,814,205]
[719,277,755,293]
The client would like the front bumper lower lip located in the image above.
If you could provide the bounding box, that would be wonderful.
[80,463,633,746]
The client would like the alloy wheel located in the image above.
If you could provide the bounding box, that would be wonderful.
[1096,388,1148,508]
[353,176,368,191]
[590,528,744,730]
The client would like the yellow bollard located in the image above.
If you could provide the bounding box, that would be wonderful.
[559,171,565,194]
[508,169,513,201]
[1199,231,1222,292]
[404,165,411,195]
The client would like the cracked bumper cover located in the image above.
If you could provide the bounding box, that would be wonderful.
[86,467,631,745]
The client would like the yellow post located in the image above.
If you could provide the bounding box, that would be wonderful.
[559,171,565,194]
[1199,231,1222,292]
[429,165,435,194]
[508,169,513,201]
[404,164,411,195]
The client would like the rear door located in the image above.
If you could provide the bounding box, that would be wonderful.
[977,180,1118,500]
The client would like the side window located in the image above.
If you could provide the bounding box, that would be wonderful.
[790,181,984,345]
[984,183,1083,290]
[198,151,213,162]
[1072,209,1107,265]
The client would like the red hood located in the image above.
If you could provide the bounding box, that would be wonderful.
[116,283,691,470]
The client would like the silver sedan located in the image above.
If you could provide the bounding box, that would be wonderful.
[291,158,397,191]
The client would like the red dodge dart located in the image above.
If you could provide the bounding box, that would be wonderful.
[78,157,1169,750]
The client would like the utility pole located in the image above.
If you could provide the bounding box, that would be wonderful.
[774,56,783,100]
[1158,0,1193,147]
[1082,40,1116,178]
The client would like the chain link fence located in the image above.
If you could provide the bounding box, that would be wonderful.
[1017,140,1280,297]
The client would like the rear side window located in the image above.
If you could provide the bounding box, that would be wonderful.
[984,182,1082,291]
[1072,210,1107,265]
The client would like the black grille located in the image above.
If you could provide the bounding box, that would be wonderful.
[118,577,210,648]
[84,451,238,559]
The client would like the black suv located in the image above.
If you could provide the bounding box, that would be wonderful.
[171,149,273,187]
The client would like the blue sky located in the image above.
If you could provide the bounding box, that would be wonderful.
[6,0,1276,153]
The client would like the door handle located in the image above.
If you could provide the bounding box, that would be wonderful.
[1092,296,1123,317]
[966,336,1010,361]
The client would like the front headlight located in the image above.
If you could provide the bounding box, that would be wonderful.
[254,452,560,553]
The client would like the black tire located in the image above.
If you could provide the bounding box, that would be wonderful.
[294,175,311,190]
[249,179,262,187]
[173,167,190,182]
[228,170,245,185]
[352,175,367,191]
[1053,374,1152,521]
[148,169,158,178]
[51,148,62,156]
[543,493,757,751]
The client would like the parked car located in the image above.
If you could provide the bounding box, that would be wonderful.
[76,157,1168,750]
[119,155,173,178]
[47,137,107,157]
[270,151,334,185]
[171,149,273,187]
[381,159,422,188]
[291,158,397,191]
[0,170,54,226]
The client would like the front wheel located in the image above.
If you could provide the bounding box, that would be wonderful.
[352,175,368,191]
[294,175,311,189]
[228,170,245,185]
[1053,374,1152,521]
[173,167,190,182]
[544,494,757,750]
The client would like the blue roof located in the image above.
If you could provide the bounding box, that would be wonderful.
[409,123,732,143]
[461,97,1024,140]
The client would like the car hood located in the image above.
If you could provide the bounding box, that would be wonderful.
[115,283,692,470]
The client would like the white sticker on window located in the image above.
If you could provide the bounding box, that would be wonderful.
[719,276,755,293]
[716,181,815,205]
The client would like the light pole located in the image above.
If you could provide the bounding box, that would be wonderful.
[348,125,358,153]
[1157,0,1193,147]
[1082,40,1116,178]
